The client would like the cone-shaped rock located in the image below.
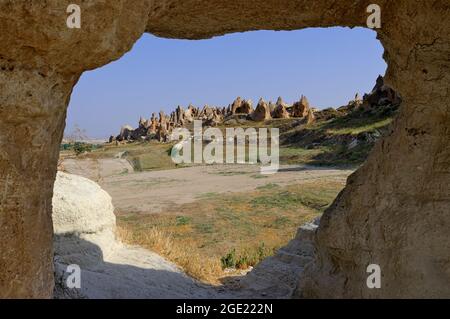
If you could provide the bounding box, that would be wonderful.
[251,98,272,121]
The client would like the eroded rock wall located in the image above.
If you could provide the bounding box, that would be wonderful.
[297,2,450,298]
[0,68,77,298]
[0,0,448,298]
[0,0,151,298]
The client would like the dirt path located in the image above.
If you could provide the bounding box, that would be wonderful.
[62,158,354,215]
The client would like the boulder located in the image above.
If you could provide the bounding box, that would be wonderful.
[52,172,117,265]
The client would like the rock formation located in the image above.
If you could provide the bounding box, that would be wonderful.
[235,99,254,115]
[251,98,272,121]
[268,101,276,113]
[149,113,158,134]
[53,172,116,257]
[175,105,185,126]
[0,1,448,299]
[272,97,290,119]
[230,97,243,114]
[117,125,134,141]
[53,172,217,299]
[305,108,315,125]
[362,75,402,109]
[292,95,310,118]
[199,105,214,120]
[184,105,196,123]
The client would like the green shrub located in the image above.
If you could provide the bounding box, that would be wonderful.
[175,216,192,226]
[221,243,272,270]
[73,142,93,156]
[220,249,237,269]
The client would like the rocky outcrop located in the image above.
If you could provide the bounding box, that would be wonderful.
[52,172,218,299]
[117,125,134,141]
[53,172,116,260]
[199,105,214,120]
[314,107,345,121]
[232,220,319,298]
[237,99,254,115]
[0,1,449,299]
[251,98,272,122]
[272,97,290,119]
[362,75,402,109]
[305,108,315,125]
[268,101,276,113]
[184,105,196,123]
[292,95,310,118]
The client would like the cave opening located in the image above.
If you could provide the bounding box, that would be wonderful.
[56,27,399,298]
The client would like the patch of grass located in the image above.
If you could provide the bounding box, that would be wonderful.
[197,192,219,199]
[256,183,280,190]
[279,146,331,166]
[129,144,180,171]
[326,118,392,135]
[220,243,272,270]
[251,191,307,210]
[279,105,398,166]
[116,225,222,283]
[213,171,249,176]
[176,216,192,226]
[119,168,129,175]
[250,174,269,179]
[195,223,215,234]
[271,216,293,229]
[80,141,185,171]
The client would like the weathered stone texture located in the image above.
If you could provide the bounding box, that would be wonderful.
[0,0,448,298]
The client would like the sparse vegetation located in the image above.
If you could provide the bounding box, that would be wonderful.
[221,243,272,270]
[117,179,344,283]
[66,103,397,169]
[116,225,222,283]
[60,142,102,156]
[73,142,93,155]
[62,103,398,284]
[279,104,398,166]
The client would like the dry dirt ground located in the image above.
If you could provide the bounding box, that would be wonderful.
[62,158,353,216]
[59,157,353,298]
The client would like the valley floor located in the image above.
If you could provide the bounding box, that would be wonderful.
[61,155,353,285]
[62,158,353,215]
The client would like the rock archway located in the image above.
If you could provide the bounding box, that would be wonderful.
[0,1,448,298]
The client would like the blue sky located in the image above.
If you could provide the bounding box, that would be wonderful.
[66,27,386,138]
